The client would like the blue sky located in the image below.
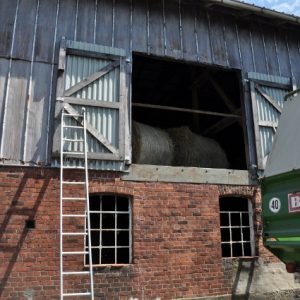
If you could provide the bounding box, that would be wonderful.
[242,0,300,16]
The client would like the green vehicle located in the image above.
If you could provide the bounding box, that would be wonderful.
[262,90,300,273]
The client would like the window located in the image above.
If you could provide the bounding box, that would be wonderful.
[85,194,132,265]
[219,197,254,257]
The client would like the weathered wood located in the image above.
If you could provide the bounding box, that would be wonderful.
[195,8,212,64]
[0,0,18,57]
[95,0,113,47]
[261,26,280,76]
[25,62,52,163]
[250,23,268,74]
[222,15,241,69]
[64,96,120,109]
[286,32,300,86]
[236,21,255,72]
[67,48,121,61]
[114,0,131,53]
[249,78,290,90]
[258,120,278,128]
[64,103,118,155]
[208,12,227,66]
[275,29,292,77]
[64,61,119,96]
[180,3,197,61]
[255,85,282,113]
[132,0,148,53]
[132,102,242,118]
[0,59,9,148]
[2,60,30,160]
[34,0,58,63]
[59,152,124,161]
[164,0,181,58]
[122,164,255,185]
[76,0,96,43]
[148,0,165,56]
[12,0,38,61]
[58,38,66,71]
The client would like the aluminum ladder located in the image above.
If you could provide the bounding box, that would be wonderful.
[60,107,94,299]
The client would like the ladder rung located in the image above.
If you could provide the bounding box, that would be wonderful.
[62,166,85,169]
[62,232,87,236]
[62,181,85,185]
[63,138,84,142]
[63,125,84,129]
[63,271,90,275]
[62,214,86,217]
[63,113,83,117]
[62,197,86,200]
[62,151,84,155]
[62,251,88,255]
[63,292,91,297]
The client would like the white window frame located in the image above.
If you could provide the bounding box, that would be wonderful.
[220,198,255,258]
[85,194,132,266]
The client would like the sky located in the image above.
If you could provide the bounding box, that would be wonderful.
[242,0,300,16]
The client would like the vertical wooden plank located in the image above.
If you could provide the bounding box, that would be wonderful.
[207,11,227,67]
[164,0,181,58]
[223,15,241,69]
[249,23,268,74]
[76,0,96,43]
[148,0,164,57]
[25,63,52,163]
[181,3,197,62]
[236,21,255,73]
[0,0,18,57]
[34,0,58,63]
[55,0,77,63]
[0,59,10,150]
[195,8,212,64]
[275,28,291,78]
[261,26,280,76]
[114,0,131,53]
[132,0,148,53]
[2,60,30,160]
[95,0,113,47]
[286,31,300,86]
[12,0,38,61]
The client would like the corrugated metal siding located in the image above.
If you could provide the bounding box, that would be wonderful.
[0,0,299,167]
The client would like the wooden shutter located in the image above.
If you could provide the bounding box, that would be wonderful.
[52,39,130,171]
[249,72,294,170]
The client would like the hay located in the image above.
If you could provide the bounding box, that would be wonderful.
[132,121,174,165]
[167,126,229,168]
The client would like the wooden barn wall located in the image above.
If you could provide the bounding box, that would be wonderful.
[0,0,300,165]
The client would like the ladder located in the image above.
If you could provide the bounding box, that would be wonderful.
[60,107,94,299]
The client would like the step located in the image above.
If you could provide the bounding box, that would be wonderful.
[63,292,91,297]
[62,181,85,185]
[63,138,84,142]
[63,271,90,275]
[62,197,86,200]
[62,232,87,236]
[62,151,85,155]
[62,251,88,255]
[63,125,84,129]
[63,113,83,117]
[62,214,86,218]
[62,166,85,169]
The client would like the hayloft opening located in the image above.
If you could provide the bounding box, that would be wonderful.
[132,54,247,170]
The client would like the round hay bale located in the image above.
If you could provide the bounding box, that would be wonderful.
[167,126,229,168]
[132,121,174,165]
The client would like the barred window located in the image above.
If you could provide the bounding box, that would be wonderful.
[85,194,132,265]
[219,197,255,257]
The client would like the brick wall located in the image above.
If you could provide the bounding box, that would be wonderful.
[0,166,276,299]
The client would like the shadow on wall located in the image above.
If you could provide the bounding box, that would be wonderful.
[0,172,51,298]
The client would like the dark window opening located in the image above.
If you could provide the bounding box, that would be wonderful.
[85,194,131,266]
[219,196,254,257]
[132,54,246,170]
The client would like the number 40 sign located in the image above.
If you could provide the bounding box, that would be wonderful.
[269,197,281,213]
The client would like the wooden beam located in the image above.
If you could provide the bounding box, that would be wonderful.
[255,85,282,113]
[64,96,120,109]
[132,102,242,118]
[63,103,119,155]
[67,48,122,61]
[64,61,119,97]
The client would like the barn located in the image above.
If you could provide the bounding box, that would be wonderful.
[0,0,300,298]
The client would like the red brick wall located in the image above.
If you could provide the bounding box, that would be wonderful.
[0,166,275,299]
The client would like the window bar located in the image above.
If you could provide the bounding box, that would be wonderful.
[229,212,233,257]
[129,199,132,264]
[240,212,244,257]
